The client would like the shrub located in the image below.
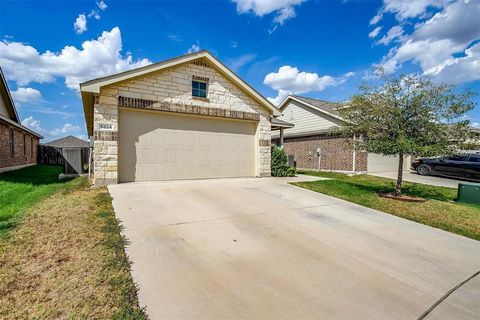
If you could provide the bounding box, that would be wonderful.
[271,146,296,177]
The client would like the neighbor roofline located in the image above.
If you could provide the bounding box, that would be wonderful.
[0,67,20,123]
[0,114,44,139]
[80,50,281,117]
[278,95,347,123]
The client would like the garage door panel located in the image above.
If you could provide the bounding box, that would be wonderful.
[119,110,256,182]
[367,154,409,173]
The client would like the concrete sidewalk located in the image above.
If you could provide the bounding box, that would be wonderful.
[109,176,480,319]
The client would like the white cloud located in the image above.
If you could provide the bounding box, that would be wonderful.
[32,108,75,119]
[11,87,42,104]
[21,116,46,134]
[267,89,291,106]
[74,14,87,34]
[368,26,382,39]
[186,42,201,54]
[226,53,257,71]
[231,0,306,28]
[273,6,296,25]
[80,1,107,31]
[382,0,451,21]
[377,0,480,84]
[88,9,101,20]
[0,27,151,90]
[376,25,404,45]
[370,13,383,25]
[423,42,480,84]
[230,41,239,48]
[472,122,480,128]
[50,123,81,136]
[166,33,183,42]
[264,65,354,94]
[96,1,108,11]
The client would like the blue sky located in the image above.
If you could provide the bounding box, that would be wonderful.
[1,0,479,141]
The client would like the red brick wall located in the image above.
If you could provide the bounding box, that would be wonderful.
[280,134,367,172]
[0,120,39,169]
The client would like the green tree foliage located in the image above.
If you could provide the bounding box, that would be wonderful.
[340,69,476,195]
[271,146,296,177]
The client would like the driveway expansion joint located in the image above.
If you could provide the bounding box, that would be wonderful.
[417,270,480,320]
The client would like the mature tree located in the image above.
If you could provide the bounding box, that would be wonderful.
[340,69,476,196]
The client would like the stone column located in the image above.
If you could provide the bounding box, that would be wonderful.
[93,91,119,187]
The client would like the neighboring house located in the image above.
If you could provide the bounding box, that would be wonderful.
[80,50,282,186]
[272,95,409,173]
[0,67,43,173]
[44,135,89,149]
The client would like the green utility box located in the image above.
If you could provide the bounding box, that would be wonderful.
[457,183,480,205]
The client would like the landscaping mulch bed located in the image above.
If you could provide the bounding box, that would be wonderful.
[378,192,426,203]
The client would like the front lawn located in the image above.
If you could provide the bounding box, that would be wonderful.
[0,165,82,235]
[294,171,480,241]
[0,166,147,319]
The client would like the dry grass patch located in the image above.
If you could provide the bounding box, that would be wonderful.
[0,181,147,319]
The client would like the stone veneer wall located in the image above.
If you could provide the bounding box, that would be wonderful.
[93,59,271,186]
[280,134,367,172]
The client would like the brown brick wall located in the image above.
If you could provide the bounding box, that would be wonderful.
[280,134,367,172]
[0,120,39,169]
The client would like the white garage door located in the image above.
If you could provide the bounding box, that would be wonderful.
[367,153,409,173]
[118,109,256,182]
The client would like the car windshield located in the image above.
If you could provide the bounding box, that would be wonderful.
[446,155,467,161]
[467,154,480,162]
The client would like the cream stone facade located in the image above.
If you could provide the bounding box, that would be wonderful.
[82,52,277,186]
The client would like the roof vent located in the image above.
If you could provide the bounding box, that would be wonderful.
[192,60,210,68]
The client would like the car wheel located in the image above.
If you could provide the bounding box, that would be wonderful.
[416,164,432,176]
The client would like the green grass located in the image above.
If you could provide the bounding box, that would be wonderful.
[0,165,84,235]
[0,166,147,319]
[294,171,480,240]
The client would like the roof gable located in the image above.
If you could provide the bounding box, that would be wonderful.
[44,135,89,148]
[80,50,280,117]
[278,95,345,123]
[0,67,20,122]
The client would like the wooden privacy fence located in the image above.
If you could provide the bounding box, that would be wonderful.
[38,145,90,174]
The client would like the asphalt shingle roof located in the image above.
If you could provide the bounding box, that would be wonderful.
[44,135,89,148]
[291,95,341,115]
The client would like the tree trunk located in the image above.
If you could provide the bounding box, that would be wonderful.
[395,152,404,196]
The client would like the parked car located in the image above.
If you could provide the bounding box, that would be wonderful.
[411,153,480,181]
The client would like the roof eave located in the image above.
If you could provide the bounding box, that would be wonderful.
[79,50,281,117]
[280,95,347,123]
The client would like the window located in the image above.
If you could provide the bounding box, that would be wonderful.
[9,128,14,157]
[192,80,207,98]
[446,155,467,161]
[467,154,480,163]
[23,134,26,156]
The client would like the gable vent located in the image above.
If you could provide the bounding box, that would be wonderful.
[192,60,210,68]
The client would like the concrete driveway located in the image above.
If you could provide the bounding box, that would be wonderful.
[369,170,472,188]
[108,176,480,320]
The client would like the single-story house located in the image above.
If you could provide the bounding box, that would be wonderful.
[0,67,43,173]
[80,50,284,186]
[272,95,409,173]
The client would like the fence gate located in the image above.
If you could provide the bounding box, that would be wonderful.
[62,148,83,174]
